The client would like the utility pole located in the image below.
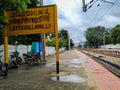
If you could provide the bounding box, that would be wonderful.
[82,0,87,12]
[39,0,46,61]
[82,0,114,12]
[68,32,70,50]
[103,32,106,58]
[103,32,105,50]
[39,0,43,6]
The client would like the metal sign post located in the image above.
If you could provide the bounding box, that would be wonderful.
[39,0,46,61]
[54,5,59,74]
[4,35,8,75]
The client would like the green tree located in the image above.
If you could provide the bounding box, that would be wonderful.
[28,0,38,7]
[105,34,112,44]
[0,0,30,23]
[0,0,40,45]
[46,33,67,48]
[105,28,112,44]
[59,29,69,49]
[70,39,74,48]
[46,29,74,49]
[0,0,31,44]
[59,29,74,48]
[85,26,106,48]
[111,25,120,44]
[59,29,69,40]
[46,38,56,47]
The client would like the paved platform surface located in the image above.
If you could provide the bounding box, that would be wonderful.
[75,49,120,90]
[0,49,97,90]
[0,49,119,90]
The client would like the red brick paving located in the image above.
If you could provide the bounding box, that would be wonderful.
[75,49,120,90]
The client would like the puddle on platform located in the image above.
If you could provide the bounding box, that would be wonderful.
[46,58,87,68]
[46,62,65,67]
[71,58,86,64]
[68,64,82,68]
[51,75,86,83]
[46,62,55,67]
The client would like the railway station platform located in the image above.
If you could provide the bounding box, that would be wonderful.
[0,49,119,90]
[76,49,120,90]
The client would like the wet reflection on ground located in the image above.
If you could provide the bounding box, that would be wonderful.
[45,62,65,67]
[68,64,82,68]
[71,58,86,64]
[46,58,87,68]
[51,75,86,83]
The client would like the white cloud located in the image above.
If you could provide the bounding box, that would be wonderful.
[54,0,82,25]
[44,0,120,45]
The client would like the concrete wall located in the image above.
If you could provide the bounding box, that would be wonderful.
[100,44,120,49]
[0,45,65,61]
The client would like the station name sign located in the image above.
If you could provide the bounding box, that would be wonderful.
[4,5,57,35]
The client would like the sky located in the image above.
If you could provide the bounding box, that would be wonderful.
[43,0,120,45]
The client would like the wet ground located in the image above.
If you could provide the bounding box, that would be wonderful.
[0,50,98,90]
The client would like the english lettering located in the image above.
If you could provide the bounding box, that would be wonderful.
[8,23,51,32]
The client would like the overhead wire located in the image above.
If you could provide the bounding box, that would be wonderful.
[86,0,118,27]
[88,1,102,27]
[96,0,118,25]
[80,0,118,43]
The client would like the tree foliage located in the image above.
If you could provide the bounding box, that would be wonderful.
[85,26,106,48]
[46,29,74,48]
[111,25,120,44]
[0,0,31,45]
[0,0,30,24]
[0,1,74,47]
[84,25,120,48]
[0,0,41,45]
[70,39,74,48]
[59,29,74,48]
[28,0,39,7]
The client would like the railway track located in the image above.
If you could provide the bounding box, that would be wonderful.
[79,49,120,78]
[91,55,120,78]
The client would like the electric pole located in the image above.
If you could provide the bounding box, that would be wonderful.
[82,0,114,12]
[82,0,87,12]
[39,0,46,62]
[68,32,70,50]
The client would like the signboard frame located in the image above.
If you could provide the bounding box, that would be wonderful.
[4,5,59,75]
[4,5,57,36]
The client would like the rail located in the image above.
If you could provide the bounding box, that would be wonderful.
[82,49,120,58]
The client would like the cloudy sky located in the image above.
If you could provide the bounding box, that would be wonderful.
[43,0,120,45]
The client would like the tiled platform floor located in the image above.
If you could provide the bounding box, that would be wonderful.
[75,50,120,90]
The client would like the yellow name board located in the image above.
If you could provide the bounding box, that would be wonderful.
[4,5,57,35]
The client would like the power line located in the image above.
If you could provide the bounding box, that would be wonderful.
[85,0,118,27]
[96,0,118,25]
[89,1,102,27]
[83,0,115,27]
